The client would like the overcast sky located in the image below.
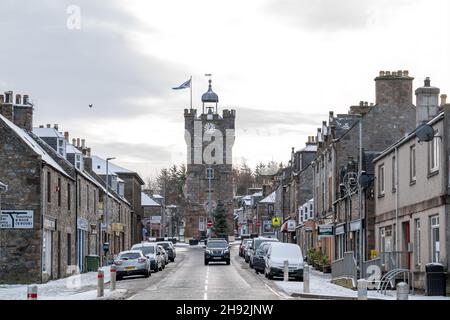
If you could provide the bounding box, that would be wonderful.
[1,0,449,181]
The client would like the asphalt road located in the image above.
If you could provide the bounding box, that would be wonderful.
[115,244,294,300]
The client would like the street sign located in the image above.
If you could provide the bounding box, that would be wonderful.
[1,210,34,229]
[207,220,213,228]
[272,216,281,227]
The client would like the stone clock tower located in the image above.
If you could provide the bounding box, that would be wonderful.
[184,79,236,240]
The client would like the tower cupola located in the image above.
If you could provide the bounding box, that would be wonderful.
[201,78,219,115]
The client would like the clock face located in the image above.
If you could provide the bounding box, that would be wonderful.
[204,122,216,134]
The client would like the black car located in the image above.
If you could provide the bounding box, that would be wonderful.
[204,239,230,265]
[253,242,271,274]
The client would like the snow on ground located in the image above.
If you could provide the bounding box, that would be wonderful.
[0,266,118,300]
[273,269,450,300]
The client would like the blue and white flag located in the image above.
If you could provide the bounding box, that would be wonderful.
[172,78,191,90]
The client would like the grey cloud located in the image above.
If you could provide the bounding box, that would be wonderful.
[0,0,184,121]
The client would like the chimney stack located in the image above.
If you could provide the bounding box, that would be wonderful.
[81,139,86,148]
[15,94,22,105]
[46,124,51,128]
[72,138,76,146]
[441,94,448,106]
[39,125,44,128]
[23,95,29,105]
[415,77,440,126]
[64,131,69,142]
[54,124,58,131]
[375,70,414,107]
[77,138,80,147]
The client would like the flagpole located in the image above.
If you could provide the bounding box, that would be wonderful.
[190,75,193,110]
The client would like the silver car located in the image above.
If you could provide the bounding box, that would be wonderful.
[158,245,168,268]
[131,243,163,273]
[114,250,151,280]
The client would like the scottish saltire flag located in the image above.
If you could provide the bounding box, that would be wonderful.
[172,78,191,90]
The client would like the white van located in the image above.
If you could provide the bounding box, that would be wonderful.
[264,242,304,281]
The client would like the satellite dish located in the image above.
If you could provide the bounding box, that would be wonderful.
[416,124,435,142]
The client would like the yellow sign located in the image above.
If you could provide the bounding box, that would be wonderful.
[111,223,124,232]
[272,216,281,227]
[370,250,379,260]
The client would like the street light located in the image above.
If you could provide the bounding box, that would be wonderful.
[105,157,116,240]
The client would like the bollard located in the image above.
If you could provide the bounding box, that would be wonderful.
[357,279,368,300]
[397,282,409,300]
[283,260,289,282]
[110,264,116,292]
[27,285,38,300]
[303,263,310,293]
[97,268,104,297]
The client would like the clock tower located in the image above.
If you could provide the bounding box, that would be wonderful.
[183,78,236,240]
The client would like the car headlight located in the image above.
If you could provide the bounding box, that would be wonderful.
[224,249,229,253]
[206,250,212,254]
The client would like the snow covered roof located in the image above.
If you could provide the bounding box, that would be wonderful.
[141,192,161,207]
[153,194,164,199]
[300,144,317,152]
[243,199,252,206]
[0,114,71,178]
[65,143,82,154]
[32,127,64,138]
[242,195,252,200]
[91,156,118,176]
[92,155,133,174]
[259,191,276,204]
[252,191,263,197]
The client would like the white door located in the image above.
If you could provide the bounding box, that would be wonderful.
[77,229,85,272]
[42,229,53,276]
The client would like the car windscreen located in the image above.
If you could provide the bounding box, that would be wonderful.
[134,246,155,255]
[255,239,277,249]
[207,241,227,248]
[119,252,141,260]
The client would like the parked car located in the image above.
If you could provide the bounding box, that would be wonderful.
[114,250,151,280]
[264,243,304,281]
[248,237,279,268]
[157,241,177,262]
[253,242,271,274]
[131,242,162,273]
[243,240,253,262]
[158,245,168,269]
[204,239,230,265]
[239,238,251,257]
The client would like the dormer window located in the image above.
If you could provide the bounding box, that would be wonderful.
[57,139,65,157]
[75,154,83,170]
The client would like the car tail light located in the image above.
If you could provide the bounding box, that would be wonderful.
[138,258,146,263]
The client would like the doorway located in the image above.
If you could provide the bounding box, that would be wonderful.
[402,221,411,270]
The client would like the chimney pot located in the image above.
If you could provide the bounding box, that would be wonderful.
[81,139,86,148]
[386,71,391,76]
[398,70,403,77]
[87,148,91,157]
[5,91,13,103]
[441,94,448,106]
[23,95,29,104]
[64,131,69,142]
[0,95,4,104]
[54,124,59,130]
[15,94,22,105]
[77,138,80,147]
[379,71,385,77]
[403,70,409,77]
[72,138,76,145]
[39,125,44,128]
[424,77,431,87]
[46,124,51,128]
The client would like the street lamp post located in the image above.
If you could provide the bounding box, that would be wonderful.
[105,157,115,265]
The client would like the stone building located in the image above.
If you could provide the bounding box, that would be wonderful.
[183,79,236,240]
[373,79,450,292]
[313,71,417,263]
[141,191,162,238]
[0,92,133,283]
[0,109,77,283]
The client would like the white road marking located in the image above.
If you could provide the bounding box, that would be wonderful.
[203,266,209,300]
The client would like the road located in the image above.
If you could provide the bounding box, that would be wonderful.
[114,244,295,300]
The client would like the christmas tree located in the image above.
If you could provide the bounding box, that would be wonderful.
[212,200,228,236]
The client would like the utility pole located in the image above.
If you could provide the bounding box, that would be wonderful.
[105,157,115,265]
[358,119,364,277]
[207,165,212,237]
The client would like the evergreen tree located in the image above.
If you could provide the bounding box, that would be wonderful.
[212,200,228,236]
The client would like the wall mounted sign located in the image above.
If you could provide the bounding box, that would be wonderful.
[0,210,34,229]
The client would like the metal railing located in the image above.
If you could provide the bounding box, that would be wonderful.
[378,251,410,272]
[331,252,357,283]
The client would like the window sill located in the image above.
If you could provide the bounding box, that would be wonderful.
[428,170,439,179]
[410,180,416,186]
[378,194,385,199]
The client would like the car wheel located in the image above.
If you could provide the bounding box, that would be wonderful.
[226,259,230,265]
[204,259,209,265]
[296,277,303,282]
[116,275,122,281]
[249,261,253,269]
[170,258,174,262]
[144,269,150,278]
[255,269,259,274]
[268,272,274,280]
